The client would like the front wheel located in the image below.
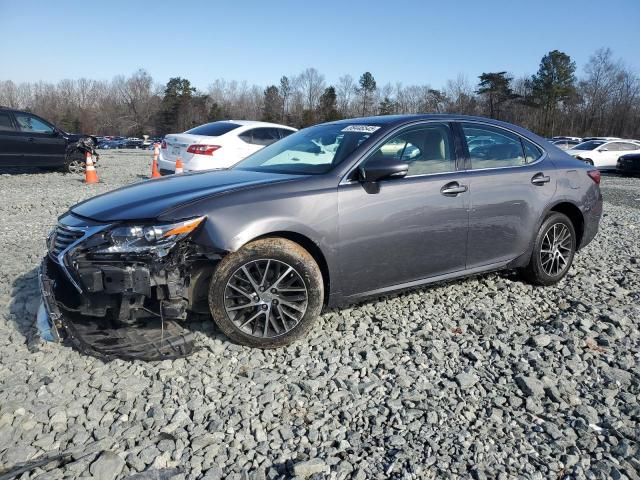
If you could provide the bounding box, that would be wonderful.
[63,151,85,174]
[208,238,324,348]
[583,158,594,166]
[521,212,576,286]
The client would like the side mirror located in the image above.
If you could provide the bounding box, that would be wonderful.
[359,157,409,183]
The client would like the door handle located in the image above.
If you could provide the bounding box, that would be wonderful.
[531,173,550,185]
[440,182,468,196]
[27,137,35,142]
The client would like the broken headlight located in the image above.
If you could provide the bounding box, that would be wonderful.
[94,217,205,255]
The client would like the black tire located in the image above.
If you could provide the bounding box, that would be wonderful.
[208,238,324,348]
[63,151,85,174]
[521,212,576,286]
[583,158,594,166]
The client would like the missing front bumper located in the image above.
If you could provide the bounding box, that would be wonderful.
[38,257,197,361]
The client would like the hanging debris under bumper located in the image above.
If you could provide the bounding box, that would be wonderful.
[38,256,198,361]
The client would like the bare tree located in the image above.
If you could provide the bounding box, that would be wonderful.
[2,47,638,137]
[297,68,325,111]
[336,75,356,116]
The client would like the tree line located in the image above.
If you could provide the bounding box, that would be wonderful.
[1,47,638,139]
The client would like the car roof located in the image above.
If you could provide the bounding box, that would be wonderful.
[223,120,297,130]
[0,106,29,114]
[325,113,532,128]
[322,114,552,143]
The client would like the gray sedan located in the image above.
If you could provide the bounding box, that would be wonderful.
[41,114,603,353]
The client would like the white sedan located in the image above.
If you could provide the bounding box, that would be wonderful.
[158,120,297,174]
[565,139,640,169]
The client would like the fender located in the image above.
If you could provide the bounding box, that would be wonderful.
[214,217,326,253]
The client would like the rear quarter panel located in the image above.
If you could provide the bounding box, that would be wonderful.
[547,153,603,249]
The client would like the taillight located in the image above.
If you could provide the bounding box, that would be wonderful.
[587,170,601,184]
[161,140,167,149]
[187,144,221,156]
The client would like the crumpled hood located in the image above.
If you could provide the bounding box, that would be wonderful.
[71,169,299,222]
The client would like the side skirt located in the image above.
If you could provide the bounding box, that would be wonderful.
[328,259,517,308]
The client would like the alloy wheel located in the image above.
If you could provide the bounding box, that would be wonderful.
[68,159,85,174]
[223,259,308,338]
[539,223,572,277]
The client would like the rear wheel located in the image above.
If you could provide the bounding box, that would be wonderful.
[208,238,324,348]
[583,158,594,166]
[521,212,576,286]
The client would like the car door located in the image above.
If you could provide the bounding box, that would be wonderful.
[337,122,469,297]
[602,142,640,168]
[0,111,23,166]
[594,142,625,168]
[458,122,556,270]
[13,112,66,166]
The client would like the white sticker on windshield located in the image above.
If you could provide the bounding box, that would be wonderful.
[341,125,381,133]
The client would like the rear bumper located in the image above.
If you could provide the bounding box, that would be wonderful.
[158,152,235,173]
[580,189,603,250]
[157,156,175,173]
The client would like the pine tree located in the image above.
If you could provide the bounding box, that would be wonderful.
[476,72,518,119]
[358,72,377,116]
[279,76,291,123]
[318,87,340,122]
[379,96,395,115]
[160,77,195,133]
[530,50,577,136]
[262,86,282,122]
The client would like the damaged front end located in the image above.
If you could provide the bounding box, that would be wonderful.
[39,213,219,360]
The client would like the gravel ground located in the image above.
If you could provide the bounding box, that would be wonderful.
[0,151,638,479]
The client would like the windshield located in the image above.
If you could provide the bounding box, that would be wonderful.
[573,140,606,150]
[233,123,379,175]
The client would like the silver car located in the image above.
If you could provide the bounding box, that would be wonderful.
[40,115,603,355]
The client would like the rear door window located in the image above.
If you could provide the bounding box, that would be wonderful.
[462,123,526,169]
[0,112,15,131]
[522,139,543,163]
[240,128,281,146]
[15,113,54,134]
[278,128,295,139]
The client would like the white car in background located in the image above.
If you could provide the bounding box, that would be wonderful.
[565,139,640,169]
[158,120,297,174]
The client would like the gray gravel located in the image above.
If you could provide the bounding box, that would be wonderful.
[0,152,638,479]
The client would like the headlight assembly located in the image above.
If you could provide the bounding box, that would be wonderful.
[94,216,205,255]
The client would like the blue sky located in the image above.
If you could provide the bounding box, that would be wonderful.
[1,0,638,90]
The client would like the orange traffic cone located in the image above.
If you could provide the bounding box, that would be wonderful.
[84,151,99,184]
[150,143,161,178]
[175,157,184,174]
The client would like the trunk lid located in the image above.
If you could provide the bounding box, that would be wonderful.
[163,133,222,164]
